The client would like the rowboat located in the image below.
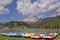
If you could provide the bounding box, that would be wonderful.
[43,33,58,38]
[31,33,42,39]
[14,32,23,37]
[1,32,16,36]
[1,32,23,37]
[22,32,35,37]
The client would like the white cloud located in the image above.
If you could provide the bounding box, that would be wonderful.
[0,6,9,14]
[17,0,60,16]
[0,0,12,14]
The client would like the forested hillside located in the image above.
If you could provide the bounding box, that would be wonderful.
[0,21,30,29]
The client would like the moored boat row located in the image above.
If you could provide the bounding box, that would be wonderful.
[1,32,58,39]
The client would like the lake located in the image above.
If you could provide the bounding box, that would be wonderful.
[0,29,60,33]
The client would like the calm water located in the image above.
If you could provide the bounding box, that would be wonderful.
[0,29,60,33]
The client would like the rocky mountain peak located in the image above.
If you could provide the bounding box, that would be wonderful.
[22,15,38,22]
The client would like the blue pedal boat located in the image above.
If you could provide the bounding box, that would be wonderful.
[1,32,23,37]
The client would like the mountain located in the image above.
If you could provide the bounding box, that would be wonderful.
[51,10,60,17]
[0,10,60,29]
[39,10,60,23]
[22,15,39,23]
[30,11,60,29]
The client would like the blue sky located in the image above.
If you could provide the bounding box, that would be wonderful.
[0,0,60,22]
[0,0,25,22]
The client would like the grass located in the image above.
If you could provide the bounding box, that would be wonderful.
[54,35,60,40]
[0,35,33,40]
[0,34,60,40]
